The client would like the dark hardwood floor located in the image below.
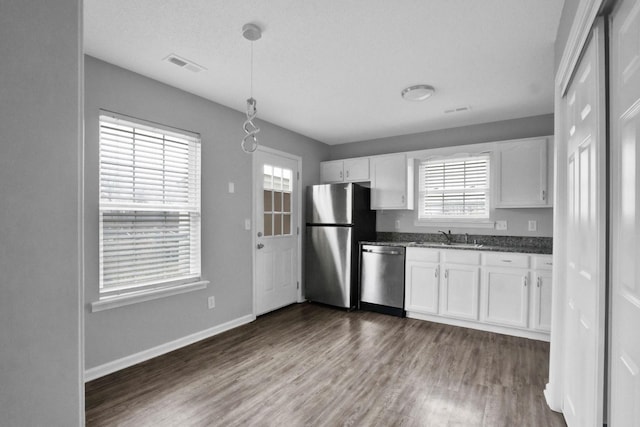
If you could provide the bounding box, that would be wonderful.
[85,303,566,426]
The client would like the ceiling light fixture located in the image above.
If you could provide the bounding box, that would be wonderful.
[401,84,435,102]
[241,23,262,153]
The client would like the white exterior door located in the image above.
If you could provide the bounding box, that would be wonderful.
[254,148,300,315]
[610,0,640,425]
[561,21,607,427]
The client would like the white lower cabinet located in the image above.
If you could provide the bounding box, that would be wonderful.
[481,268,529,328]
[441,263,480,320]
[405,261,440,314]
[405,248,440,314]
[531,255,553,332]
[404,248,553,340]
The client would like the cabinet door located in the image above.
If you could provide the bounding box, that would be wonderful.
[495,138,550,208]
[343,158,369,182]
[405,261,439,314]
[320,161,344,183]
[370,154,413,210]
[440,264,479,320]
[531,271,552,332]
[482,268,529,328]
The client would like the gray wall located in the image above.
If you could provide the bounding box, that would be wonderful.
[329,115,555,237]
[84,56,329,370]
[330,114,553,159]
[555,0,581,72]
[0,0,83,425]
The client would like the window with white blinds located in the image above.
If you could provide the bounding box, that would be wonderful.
[418,155,490,219]
[99,112,201,296]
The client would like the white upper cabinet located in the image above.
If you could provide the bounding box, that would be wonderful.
[494,137,553,208]
[320,158,369,183]
[370,153,414,210]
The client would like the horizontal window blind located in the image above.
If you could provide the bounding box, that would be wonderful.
[418,155,490,219]
[99,113,201,294]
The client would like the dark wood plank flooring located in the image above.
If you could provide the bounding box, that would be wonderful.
[85,303,566,426]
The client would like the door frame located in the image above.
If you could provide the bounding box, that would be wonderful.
[251,145,303,316]
[546,0,606,414]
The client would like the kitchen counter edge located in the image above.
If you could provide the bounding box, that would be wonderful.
[360,241,552,255]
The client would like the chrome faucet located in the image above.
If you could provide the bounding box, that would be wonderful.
[438,230,453,244]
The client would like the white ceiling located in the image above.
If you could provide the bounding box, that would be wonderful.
[84,0,564,145]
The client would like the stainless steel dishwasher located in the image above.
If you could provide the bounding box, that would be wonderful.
[359,244,406,317]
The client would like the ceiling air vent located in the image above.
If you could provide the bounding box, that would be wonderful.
[163,54,206,73]
[444,106,471,114]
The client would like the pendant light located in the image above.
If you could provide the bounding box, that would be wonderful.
[241,23,262,153]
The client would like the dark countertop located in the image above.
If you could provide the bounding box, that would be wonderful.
[360,241,552,255]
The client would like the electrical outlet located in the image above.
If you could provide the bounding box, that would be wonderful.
[528,220,537,231]
[495,220,508,231]
[207,296,215,309]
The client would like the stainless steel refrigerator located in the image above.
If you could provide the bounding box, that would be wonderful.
[305,183,376,309]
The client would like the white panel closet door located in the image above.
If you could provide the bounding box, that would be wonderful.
[610,0,640,425]
[561,20,607,427]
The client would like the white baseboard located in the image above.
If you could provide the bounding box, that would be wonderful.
[84,313,256,382]
[406,311,550,342]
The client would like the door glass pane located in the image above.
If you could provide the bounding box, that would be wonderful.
[264,190,272,212]
[283,214,291,235]
[273,167,282,191]
[263,213,273,236]
[274,191,282,213]
[262,164,293,237]
[274,213,282,235]
[283,169,292,191]
[263,165,273,190]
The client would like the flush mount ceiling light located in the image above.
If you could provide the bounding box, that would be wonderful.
[401,84,436,102]
[241,23,262,154]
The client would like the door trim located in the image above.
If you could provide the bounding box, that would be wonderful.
[251,146,303,317]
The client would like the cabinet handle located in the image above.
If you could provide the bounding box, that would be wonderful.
[401,195,405,204]
[340,171,343,179]
[501,259,512,263]
[435,267,439,278]
[541,190,546,201]
[346,170,349,178]
[523,276,528,287]
[444,269,448,279]
[537,277,541,288]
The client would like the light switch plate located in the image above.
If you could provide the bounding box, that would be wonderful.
[207,296,215,309]
[244,219,251,230]
[528,220,537,231]
[495,220,508,230]
[228,182,235,193]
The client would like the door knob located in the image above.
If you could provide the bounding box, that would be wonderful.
[257,243,264,249]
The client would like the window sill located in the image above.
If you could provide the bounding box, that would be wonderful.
[91,280,209,312]
[413,219,496,229]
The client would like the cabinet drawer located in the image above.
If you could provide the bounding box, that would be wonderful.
[406,247,439,262]
[532,255,553,270]
[443,250,480,265]
[483,252,529,268]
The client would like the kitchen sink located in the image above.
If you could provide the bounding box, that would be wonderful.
[440,242,484,248]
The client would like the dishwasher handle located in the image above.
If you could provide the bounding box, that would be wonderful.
[362,245,405,256]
